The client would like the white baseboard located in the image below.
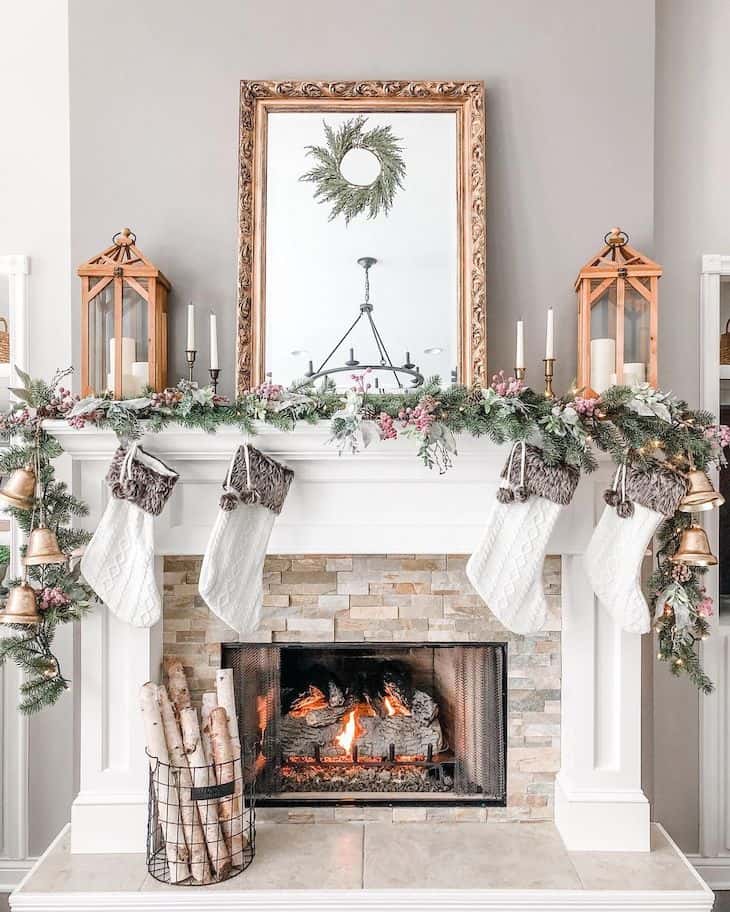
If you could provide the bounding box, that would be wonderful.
[689,854,730,890]
[0,858,36,894]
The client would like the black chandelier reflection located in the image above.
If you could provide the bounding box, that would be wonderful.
[298,257,425,390]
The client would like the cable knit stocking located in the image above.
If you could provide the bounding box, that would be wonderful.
[585,462,687,633]
[81,444,178,627]
[199,444,293,636]
[466,443,579,634]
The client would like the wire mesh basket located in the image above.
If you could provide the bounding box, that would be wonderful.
[146,747,256,885]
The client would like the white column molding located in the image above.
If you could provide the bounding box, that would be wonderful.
[0,254,33,889]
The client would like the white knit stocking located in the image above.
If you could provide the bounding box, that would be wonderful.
[585,500,662,634]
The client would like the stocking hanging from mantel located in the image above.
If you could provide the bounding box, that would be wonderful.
[585,462,687,634]
[81,443,179,627]
[466,443,580,635]
[199,444,294,636]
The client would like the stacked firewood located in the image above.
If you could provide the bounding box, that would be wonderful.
[139,662,248,884]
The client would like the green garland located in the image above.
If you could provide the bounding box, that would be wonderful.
[300,116,406,224]
[0,369,725,711]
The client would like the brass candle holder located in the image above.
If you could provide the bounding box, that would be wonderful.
[543,358,555,397]
[208,368,220,394]
[514,367,526,382]
[185,350,197,384]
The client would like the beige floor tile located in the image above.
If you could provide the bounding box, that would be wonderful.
[568,825,702,892]
[140,823,364,892]
[363,821,582,890]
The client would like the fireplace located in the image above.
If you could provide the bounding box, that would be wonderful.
[224,641,507,806]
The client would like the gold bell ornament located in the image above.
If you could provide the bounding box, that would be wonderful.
[671,523,718,567]
[24,524,66,566]
[0,464,36,510]
[678,469,725,513]
[0,580,41,626]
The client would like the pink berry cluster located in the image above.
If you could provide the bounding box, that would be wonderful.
[39,586,71,612]
[490,371,525,397]
[254,381,284,401]
[47,386,79,417]
[697,593,714,618]
[705,424,730,449]
[376,412,397,439]
[350,368,373,394]
[399,395,438,434]
[573,395,600,417]
[671,562,692,583]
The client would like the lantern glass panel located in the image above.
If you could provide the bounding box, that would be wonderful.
[87,282,114,394]
[121,280,149,398]
[623,282,649,386]
[589,281,617,393]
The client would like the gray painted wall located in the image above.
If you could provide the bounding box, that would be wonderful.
[66,0,714,857]
[68,0,655,398]
[651,0,730,854]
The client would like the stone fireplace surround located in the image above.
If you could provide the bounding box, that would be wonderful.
[41,419,651,857]
[163,552,561,821]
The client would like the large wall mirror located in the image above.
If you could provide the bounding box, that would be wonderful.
[237,80,486,393]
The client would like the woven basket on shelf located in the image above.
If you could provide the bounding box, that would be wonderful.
[0,318,9,364]
[722,320,730,365]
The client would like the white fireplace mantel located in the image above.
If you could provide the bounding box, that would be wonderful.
[42,421,649,854]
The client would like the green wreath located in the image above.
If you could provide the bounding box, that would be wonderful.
[300,116,406,224]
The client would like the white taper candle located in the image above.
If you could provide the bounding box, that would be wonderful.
[209,313,219,370]
[545,308,554,359]
[515,320,525,370]
[187,303,196,351]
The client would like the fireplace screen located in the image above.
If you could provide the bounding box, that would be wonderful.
[223,642,506,806]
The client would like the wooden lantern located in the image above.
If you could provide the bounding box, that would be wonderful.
[576,228,661,395]
[78,228,170,398]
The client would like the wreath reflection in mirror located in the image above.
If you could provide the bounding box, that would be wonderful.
[300,116,406,224]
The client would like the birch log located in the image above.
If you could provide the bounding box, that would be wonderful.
[210,706,246,866]
[166,657,192,718]
[139,683,190,884]
[158,686,210,884]
[215,669,245,814]
[180,707,231,879]
[201,692,218,770]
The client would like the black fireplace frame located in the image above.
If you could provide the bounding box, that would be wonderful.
[223,640,509,809]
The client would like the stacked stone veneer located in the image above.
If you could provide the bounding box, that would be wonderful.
[163,553,561,823]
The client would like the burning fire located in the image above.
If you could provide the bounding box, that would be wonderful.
[290,685,329,717]
[383,684,411,717]
[335,708,366,756]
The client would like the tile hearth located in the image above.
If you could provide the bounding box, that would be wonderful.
[12,823,711,910]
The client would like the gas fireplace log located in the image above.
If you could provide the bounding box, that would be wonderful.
[165,657,192,719]
[179,707,231,880]
[209,706,246,866]
[303,704,351,728]
[215,669,246,819]
[158,686,211,884]
[139,682,191,884]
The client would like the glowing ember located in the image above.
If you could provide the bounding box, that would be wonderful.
[256,695,268,735]
[289,685,329,717]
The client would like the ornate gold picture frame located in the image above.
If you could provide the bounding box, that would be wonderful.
[236,80,486,393]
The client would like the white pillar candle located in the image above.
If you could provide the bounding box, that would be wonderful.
[132,361,149,387]
[545,308,554,359]
[590,338,615,393]
[623,362,646,387]
[187,303,196,351]
[109,337,136,377]
[515,320,525,370]
[209,313,219,370]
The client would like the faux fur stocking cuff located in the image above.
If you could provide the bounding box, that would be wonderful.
[225,445,294,514]
[500,444,580,506]
[107,446,179,516]
[622,463,688,517]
